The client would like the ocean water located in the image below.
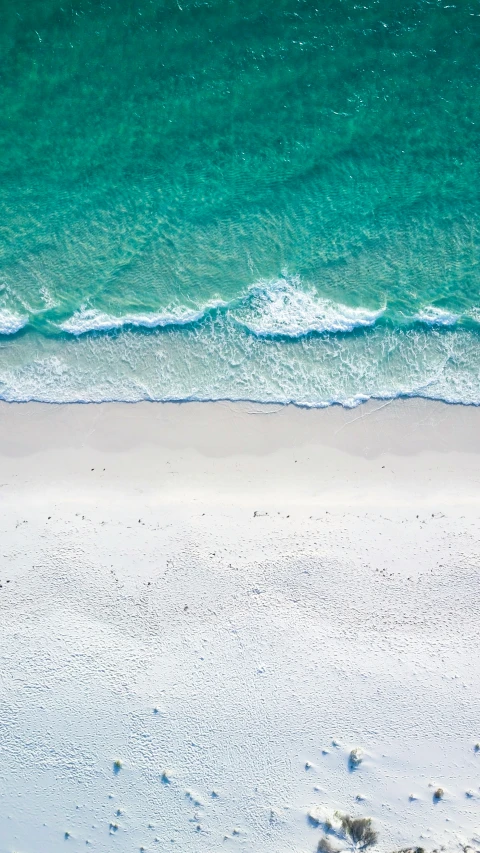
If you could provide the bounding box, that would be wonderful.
[1,0,480,405]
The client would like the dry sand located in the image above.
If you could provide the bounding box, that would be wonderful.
[0,399,479,853]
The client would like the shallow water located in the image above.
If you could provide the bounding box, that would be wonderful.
[1,0,479,404]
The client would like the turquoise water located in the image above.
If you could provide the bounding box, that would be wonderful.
[1,0,479,404]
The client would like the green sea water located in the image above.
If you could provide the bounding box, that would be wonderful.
[1,0,479,403]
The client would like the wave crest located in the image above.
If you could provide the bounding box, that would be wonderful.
[232,277,384,337]
[0,309,28,335]
[414,306,459,327]
[3,281,478,339]
[56,279,385,339]
[58,303,225,335]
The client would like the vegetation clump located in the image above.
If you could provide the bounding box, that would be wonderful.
[315,813,378,853]
[317,838,336,853]
[340,815,378,850]
[433,787,444,801]
[393,849,424,853]
[349,748,363,770]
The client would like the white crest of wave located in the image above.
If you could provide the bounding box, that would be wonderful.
[415,306,459,326]
[0,309,28,335]
[235,277,384,337]
[58,304,221,335]
[467,307,480,324]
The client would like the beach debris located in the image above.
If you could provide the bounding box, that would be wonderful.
[185,789,203,806]
[349,748,363,770]
[269,807,284,826]
[161,770,172,784]
[305,761,312,770]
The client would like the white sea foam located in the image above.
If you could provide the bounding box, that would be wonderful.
[58,304,223,335]
[467,307,480,324]
[58,278,384,338]
[3,279,480,408]
[234,277,384,337]
[0,309,28,335]
[414,306,459,326]
[1,319,480,406]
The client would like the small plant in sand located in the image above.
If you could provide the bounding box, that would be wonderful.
[338,814,378,850]
[113,758,122,773]
[392,848,425,853]
[318,837,337,853]
[433,787,444,801]
[315,813,378,853]
[349,748,363,770]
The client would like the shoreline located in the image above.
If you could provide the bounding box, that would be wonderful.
[1,397,479,503]
[1,393,480,410]
[1,398,479,852]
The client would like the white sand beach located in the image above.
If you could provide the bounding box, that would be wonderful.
[0,400,479,853]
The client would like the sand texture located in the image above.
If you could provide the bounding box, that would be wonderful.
[0,400,479,853]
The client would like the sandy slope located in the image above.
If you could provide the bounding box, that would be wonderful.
[0,400,479,853]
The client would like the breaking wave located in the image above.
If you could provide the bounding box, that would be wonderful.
[1,281,479,346]
[414,306,460,327]
[58,303,227,335]
[55,278,386,339]
[0,309,28,335]
[232,277,384,337]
